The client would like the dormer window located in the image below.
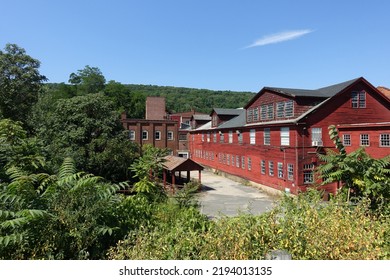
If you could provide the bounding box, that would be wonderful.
[212,115,218,126]
[351,91,366,108]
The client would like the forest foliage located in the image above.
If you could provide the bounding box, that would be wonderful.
[0,43,389,260]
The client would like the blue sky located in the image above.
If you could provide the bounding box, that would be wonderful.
[1,0,389,92]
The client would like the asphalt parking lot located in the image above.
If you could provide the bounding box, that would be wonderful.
[192,170,278,218]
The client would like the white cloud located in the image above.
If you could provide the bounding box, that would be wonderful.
[244,29,313,48]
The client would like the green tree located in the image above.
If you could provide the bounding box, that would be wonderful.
[317,125,390,208]
[68,65,106,95]
[34,93,138,181]
[0,158,131,259]
[0,43,47,123]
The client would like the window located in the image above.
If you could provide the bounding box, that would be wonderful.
[247,109,253,122]
[280,127,290,146]
[287,163,294,181]
[155,131,161,140]
[213,131,217,143]
[276,102,285,118]
[248,157,252,171]
[167,131,174,141]
[311,128,322,145]
[267,103,274,119]
[241,156,245,169]
[253,108,259,122]
[285,101,294,117]
[142,130,148,140]
[264,128,271,145]
[277,101,294,118]
[212,115,218,126]
[352,91,366,108]
[237,131,243,144]
[360,134,369,146]
[277,162,283,178]
[129,130,135,140]
[380,134,390,147]
[220,132,225,143]
[250,129,256,144]
[236,156,240,168]
[207,133,210,142]
[261,160,266,174]
[227,154,230,165]
[303,164,314,184]
[260,105,267,120]
[229,131,233,143]
[343,134,351,146]
[269,161,274,176]
[201,133,204,142]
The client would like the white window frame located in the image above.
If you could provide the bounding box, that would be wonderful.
[269,161,274,176]
[287,163,294,181]
[360,134,369,146]
[247,157,252,171]
[261,160,266,174]
[380,134,390,147]
[264,128,271,145]
[167,131,174,141]
[250,129,256,145]
[280,127,290,146]
[129,130,135,140]
[155,130,161,140]
[277,162,284,178]
[229,130,233,143]
[142,130,148,140]
[342,134,351,146]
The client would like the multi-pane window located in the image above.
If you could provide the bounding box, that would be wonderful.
[250,129,256,144]
[179,133,187,140]
[248,157,252,171]
[229,131,233,143]
[227,154,230,165]
[241,156,245,169]
[207,133,210,142]
[247,109,253,122]
[155,131,161,140]
[238,131,243,144]
[264,128,271,145]
[276,102,285,118]
[213,132,217,143]
[343,134,351,146]
[380,134,390,147]
[220,132,224,143]
[360,134,369,146]
[142,130,148,140]
[352,91,366,108]
[277,162,283,178]
[129,130,135,140]
[280,127,290,146]
[167,131,174,141]
[269,161,274,176]
[212,115,218,126]
[311,128,322,141]
[287,163,294,181]
[201,133,204,142]
[285,100,294,117]
[276,101,294,118]
[260,105,267,120]
[261,160,266,174]
[267,103,274,119]
[236,156,240,168]
[303,164,314,184]
[253,108,259,122]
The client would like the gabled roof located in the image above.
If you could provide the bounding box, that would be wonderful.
[163,155,204,172]
[212,108,243,116]
[191,114,211,121]
[218,109,246,129]
[245,77,361,109]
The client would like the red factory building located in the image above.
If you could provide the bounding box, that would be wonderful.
[189,77,390,195]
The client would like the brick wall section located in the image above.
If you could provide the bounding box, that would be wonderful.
[146,97,166,120]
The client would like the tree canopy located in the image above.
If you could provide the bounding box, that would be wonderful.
[0,44,47,123]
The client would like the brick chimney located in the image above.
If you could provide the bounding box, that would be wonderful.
[146,97,166,120]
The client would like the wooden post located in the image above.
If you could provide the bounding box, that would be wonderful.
[187,170,190,183]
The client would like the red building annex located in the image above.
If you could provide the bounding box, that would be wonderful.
[189,77,390,195]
